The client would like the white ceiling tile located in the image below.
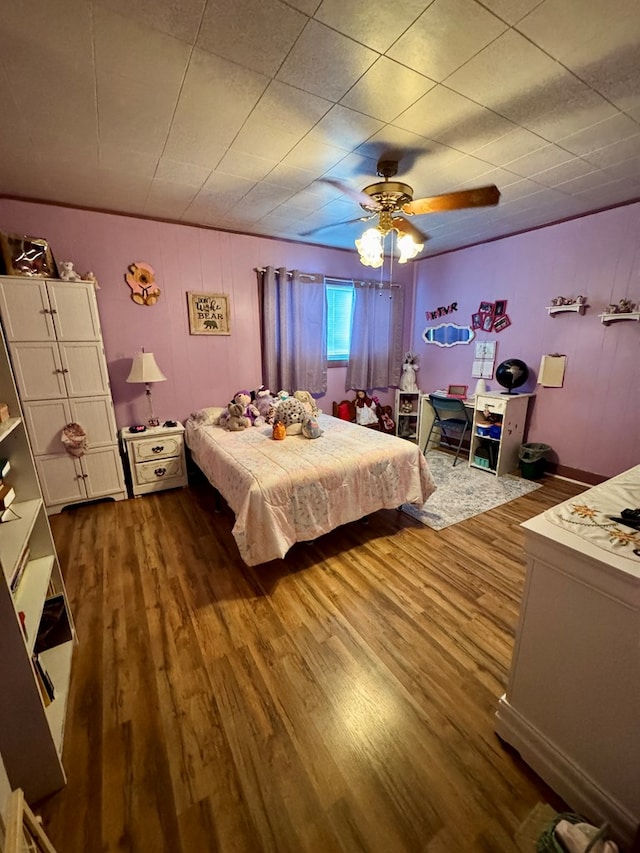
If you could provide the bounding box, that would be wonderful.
[288,0,322,13]
[283,138,350,173]
[0,0,93,72]
[305,105,384,151]
[503,143,574,178]
[582,134,640,169]
[216,151,277,183]
[387,0,507,83]
[472,127,548,166]
[197,0,307,77]
[99,145,158,178]
[520,84,619,142]
[323,152,379,182]
[276,20,378,101]
[262,164,318,190]
[94,0,206,44]
[154,158,212,187]
[164,49,269,161]
[558,114,640,157]
[394,86,515,152]
[229,126,302,161]
[340,57,436,123]
[554,169,624,195]
[356,127,461,172]
[478,0,542,24]
[314,0,426,53]
[529,158,597,188]
[604,155,640,182]
[98,75,176,156]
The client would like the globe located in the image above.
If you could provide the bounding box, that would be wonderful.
[495,358,529,394]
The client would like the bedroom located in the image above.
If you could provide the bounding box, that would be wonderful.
[0,0,639,850]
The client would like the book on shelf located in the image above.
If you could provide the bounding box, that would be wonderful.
[34,594,72,654]
[32,655,55,706]
[10,544,30,594]
[0,483,15,510]
[0,458,10,478]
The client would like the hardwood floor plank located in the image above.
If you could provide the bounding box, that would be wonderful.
[35,475,586,852]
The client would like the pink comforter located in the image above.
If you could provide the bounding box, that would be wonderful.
[185,413,436,566]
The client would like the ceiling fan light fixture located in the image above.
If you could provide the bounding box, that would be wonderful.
[355,227,384,268]
[396,231,423,263]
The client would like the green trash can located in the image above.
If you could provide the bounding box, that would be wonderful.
[519,443,551,480]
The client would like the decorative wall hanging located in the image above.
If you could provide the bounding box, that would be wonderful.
[425,301,458,321]
[546,295,588,316]
[422,323,475,347]
[473,300,511,332]
[472,340,496,379]
[0,233,57,278]
[493,314,511,333]
[187,291,230,335]
[125,262,160,305]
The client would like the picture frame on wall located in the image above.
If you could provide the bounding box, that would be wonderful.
[187,291,231,335]
[0,233,57,278]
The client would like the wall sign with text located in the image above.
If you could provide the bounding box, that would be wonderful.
[187,291,231,335]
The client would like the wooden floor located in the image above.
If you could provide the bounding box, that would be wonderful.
[38,472,586,852]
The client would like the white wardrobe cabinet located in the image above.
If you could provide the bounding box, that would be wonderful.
[0,276,126,514]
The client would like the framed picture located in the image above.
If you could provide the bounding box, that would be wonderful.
[493,314,512,333]
[478,301,494,315]
[494,299,508,317]
[471,312,483,330]
[482,312,495,332]
[0,233,57,278]
[187,291,231,335]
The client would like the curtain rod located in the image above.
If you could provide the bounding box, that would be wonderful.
[257,268,400,287]
[255,267,318,281]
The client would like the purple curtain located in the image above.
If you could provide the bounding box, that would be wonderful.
[345,281,404,391]
[258,266,327,394]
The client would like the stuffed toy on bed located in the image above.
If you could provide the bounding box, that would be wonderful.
[233,390,262,426]
[224,402,251,431]
[293,389,319,418]
[253,386,276,424]
[274,397,307,434]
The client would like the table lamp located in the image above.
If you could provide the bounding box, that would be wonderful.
[126,349,166,426]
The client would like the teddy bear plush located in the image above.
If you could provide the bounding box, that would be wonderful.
[224,402,250,431]
[274,398,307,434]
[233,391,262,425]
[59,260,81,281]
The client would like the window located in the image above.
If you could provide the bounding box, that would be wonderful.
[326,278,354,363]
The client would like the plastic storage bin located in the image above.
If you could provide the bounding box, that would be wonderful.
[519,443,551,480]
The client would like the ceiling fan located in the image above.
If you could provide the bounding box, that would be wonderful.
[301,159,500,262]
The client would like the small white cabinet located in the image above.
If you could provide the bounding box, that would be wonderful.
[469,392,534,476]
[395,390,421,442]
[0,276,126,513]
[121,423,187,496]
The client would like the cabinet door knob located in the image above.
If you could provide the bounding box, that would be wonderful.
[154,467,166,477]
[152,446,164,454]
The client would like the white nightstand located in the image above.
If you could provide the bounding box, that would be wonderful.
[120,422,188,496]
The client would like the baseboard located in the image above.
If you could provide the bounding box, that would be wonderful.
[495,696,637,850]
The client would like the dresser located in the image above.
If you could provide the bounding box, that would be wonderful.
[495,468,640,849]
[0,276,126,513]
[120,423,187,496]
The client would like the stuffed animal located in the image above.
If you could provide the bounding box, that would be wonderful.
[293,389,319,418]
[59,260,81,281]
[233,391,261,425]
[301,416,322,439]
[276,389,290,402]
[274,398,307,434]
[224,402,250,431]
[354,390,379,426]
[253,386,276,424]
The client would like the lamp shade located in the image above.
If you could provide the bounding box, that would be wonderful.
[126,351,167,384]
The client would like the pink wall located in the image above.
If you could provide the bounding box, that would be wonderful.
[412,202,640,480]
[0,199,413,426]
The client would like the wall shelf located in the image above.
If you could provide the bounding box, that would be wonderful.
[546,303,588,316]
[599,311,640,325]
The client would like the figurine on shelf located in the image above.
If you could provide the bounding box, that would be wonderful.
[399,351,419,392]
[58,260,81,281]
[617,298,636,314]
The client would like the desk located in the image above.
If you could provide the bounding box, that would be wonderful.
[418,393,475,453]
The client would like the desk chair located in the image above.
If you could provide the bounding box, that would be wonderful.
[424,395,474,466]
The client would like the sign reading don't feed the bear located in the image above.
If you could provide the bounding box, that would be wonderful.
[187,291,231,335]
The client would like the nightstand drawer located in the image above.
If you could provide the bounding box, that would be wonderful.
[131,434,183,463]
[133,456,184,487]
[475,395,507,415]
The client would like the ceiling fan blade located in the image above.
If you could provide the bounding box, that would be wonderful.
[402,185,500,216]
[299,214,375,238]
[391,216,429,244]
[319,178,382,210]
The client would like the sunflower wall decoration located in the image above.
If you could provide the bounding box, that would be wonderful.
[125,261,161,305]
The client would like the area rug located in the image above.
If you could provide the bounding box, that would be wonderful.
[402,450,542,530]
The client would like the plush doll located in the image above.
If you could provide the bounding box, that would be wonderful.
[224,402,250,431]
[354,390,379,426]
[59,260,81,281]
[399,351,419,392]
[293,389,319,418]
[233,391,261,425]
[276,389,290,402]
[253,386,276,424]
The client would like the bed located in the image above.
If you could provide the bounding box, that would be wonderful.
[185,413,436,566]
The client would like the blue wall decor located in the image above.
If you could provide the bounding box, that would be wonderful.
[422,323,475,347]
